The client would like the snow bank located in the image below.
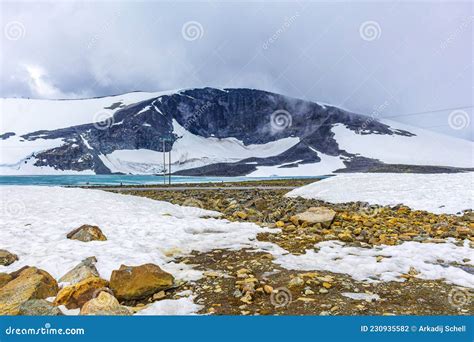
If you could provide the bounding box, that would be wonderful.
[0,186,274,282]
[136,297,202,315]
[273,240,474,288]
[287,172,474,214]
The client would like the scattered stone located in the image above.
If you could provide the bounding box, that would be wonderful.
[19,299,63,316]
[288,277,304,288]
[54,277,108,309]
[203,271,223,278]
[66,225,107,242]
[58,257,99,284]
[322,282,332,289]
[240,292,253,304]
[0,249,18,266]
[152,291,166,301]
[293,207,336,228]
[319,288,329,294]
[0,267,58,315]
[234,211,248,220]
[254,199,267,211]
[110,263,174,300]
[263,285,273,294]
[80,291,131,315]
[337,233,353,242]
[304,289,315,295]
[297,297,316,302]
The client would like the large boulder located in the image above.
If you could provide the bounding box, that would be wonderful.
[66,225,107,242]
[110,264,174,300]
[0,267,59,315]
[80,291,131,316]
[293,207,336,228]
[0,249,18,266]
[59,257,100,284]
[19,299,63,316]
[54,277,108,309]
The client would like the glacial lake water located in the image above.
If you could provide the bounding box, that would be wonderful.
[0,175,330,186]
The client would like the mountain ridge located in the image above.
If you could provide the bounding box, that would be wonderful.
[0,87,472,176]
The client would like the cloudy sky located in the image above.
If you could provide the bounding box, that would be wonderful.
[1,0,472,140]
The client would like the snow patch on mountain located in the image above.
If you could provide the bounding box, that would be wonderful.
[332,120,473,168]
[247,151,346,177]
[0,90,178,136]
[0,136,65,165]
[98,120,301,174]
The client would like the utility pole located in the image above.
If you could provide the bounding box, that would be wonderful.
[168,148,171,185]
[162,139,166,185]
[161,137,172,185]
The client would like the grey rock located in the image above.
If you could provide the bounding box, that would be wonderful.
[19,299,63,316]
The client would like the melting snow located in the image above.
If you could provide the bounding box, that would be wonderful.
[287,172,474,214]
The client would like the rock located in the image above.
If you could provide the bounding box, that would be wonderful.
[263,285,273,294]
[234,211,248,219]
[18,299,63,316]
[54,277,109,309]
[456,226,472,237]
[0,267,59,315]
[297,297,315,302]
[319,288,329,294]
[59,257,100,284]
[275,221,285,228]
[0,273,12,288]
[338,233,353,242]
[80,291,131,316]
[304,289,315,295]
[0,249,18,266]
[240,292,253,304]
[254,199,267,211]
[152,290,166,301]
[294,207,336,228]
[66,225,107,242]
[203,271,223,278]
[110,264,174,300]
[288,277,304,288]
[322,282,332,289]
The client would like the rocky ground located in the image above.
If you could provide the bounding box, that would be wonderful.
[113,181,473,315]
[0,179,472,316]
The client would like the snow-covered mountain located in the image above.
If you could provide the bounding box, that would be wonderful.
[0,88,472,176]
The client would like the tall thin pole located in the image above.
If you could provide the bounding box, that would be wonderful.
[168,148,171,185]
[162,140,166,185]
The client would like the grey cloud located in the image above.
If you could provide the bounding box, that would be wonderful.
[0,1,472,140]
